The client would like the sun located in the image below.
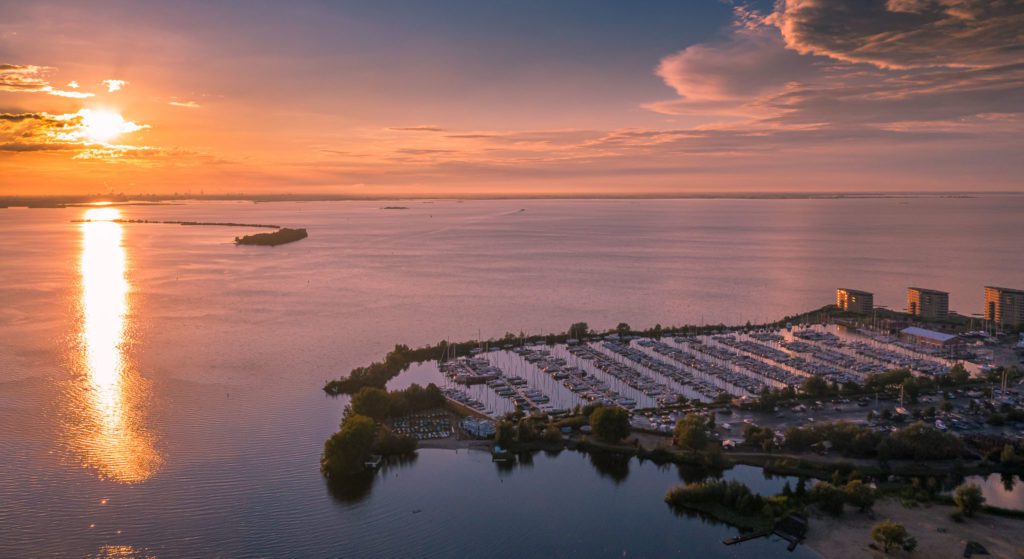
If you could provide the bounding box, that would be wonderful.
[80,109,133,144]
[83,208,121,221]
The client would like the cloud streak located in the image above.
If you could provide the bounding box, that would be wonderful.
[0,64,94,98]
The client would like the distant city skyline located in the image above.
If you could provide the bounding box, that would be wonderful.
[2,0,1022,195]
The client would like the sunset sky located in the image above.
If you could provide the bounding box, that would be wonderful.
[1,0,1022,196]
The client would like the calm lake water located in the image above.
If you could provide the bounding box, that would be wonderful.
[1,197,1023,557]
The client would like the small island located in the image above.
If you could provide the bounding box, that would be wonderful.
[234,227,308,246]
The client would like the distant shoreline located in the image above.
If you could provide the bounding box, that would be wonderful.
[5,191,1024,208]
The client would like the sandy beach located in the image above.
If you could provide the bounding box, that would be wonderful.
[806,500,1024,559]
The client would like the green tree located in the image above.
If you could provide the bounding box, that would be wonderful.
[543,424,563,444]
[351,387,391,421]
[674,414,709,451]
[495,420,515,447]
[320,414,377,476]
[590,406,631,443]
[844,479,876,512]
[948,363,970,384]
[802,375,831,397]
[615,322,631,337]
[568,322,590,339]
[1000,444,1018,464]
[954,483,985,517]
[870,520,912,553]
[810,482,845,516]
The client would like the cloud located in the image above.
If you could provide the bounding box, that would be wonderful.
[102,79,127,92]
[67,80,79,89]
[774,0,1024,70]
[388,125,444,132]
[168,100,200,108]
[647,0,1024,132]
[0,109,149,155]
[0,64,94,98]
[656,26,818,104]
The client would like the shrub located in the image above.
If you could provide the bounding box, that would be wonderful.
[870,519,912,553]
[665,480,764,515]
[954,484,985,517]
[809,482,845,516]
[844,479,876,512]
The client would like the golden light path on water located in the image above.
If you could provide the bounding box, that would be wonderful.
[72,207,161,483]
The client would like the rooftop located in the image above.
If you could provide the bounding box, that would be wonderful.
[901,326,959,343]
[908,287,948,295]
[985,286,1024,295]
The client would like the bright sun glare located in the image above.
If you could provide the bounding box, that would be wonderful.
[84,207,121,221]
[80,110,131,144]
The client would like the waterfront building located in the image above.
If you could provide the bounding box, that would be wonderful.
[899,326,963,351]
[462,417,496,438]
[984,286,1024,328]
[907,287,949,320]
[836,288,873,314]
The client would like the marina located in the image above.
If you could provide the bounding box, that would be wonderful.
[420,324,962,419]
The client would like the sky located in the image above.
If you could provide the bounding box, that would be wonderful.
[1,0,1022,196]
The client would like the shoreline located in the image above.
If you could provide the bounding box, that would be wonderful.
[409,431,1021,480]
[5,191,1024,208]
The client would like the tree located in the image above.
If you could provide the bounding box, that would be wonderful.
[674,414,709,451]
[320,414,377,476]
[870,520,912,553]
[802,375,830,397]
[615,322,631,337]
[810,482,845,516]
[495,420,515,447]
[948,363,970,385]
[954,484,985,517]
[744,424,774,448]
[351,387,391,421]
[844,479,876,512]
[590,406,631,443]
[568,322,589,339]
[940,400,954,413]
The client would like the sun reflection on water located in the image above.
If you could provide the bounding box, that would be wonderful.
[70,207,161,483]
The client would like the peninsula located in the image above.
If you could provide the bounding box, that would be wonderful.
[322,303,1024,557]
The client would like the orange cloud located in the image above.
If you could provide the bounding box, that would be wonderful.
[0,64,93,98]
[1,109,149,154]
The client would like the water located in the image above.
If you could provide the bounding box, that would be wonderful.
[955,474,1024,511]
[1,196,1022,557]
